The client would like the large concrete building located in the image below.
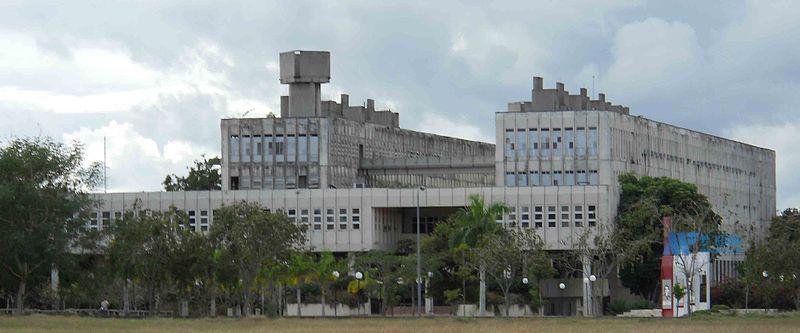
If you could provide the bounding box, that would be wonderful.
[90,51,775,311]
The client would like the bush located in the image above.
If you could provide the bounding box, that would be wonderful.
[609,299,628,315]
[711,304,731,312]
[629,299,653,310]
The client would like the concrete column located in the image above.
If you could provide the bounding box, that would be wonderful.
[582,256,593,317]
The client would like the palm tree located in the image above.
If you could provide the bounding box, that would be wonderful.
[308,251,341,317]
[449,194,508,316]
[286,253,314,317]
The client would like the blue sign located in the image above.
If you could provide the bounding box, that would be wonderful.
[663,232,744,255]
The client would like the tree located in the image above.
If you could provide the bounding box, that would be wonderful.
[210,201,306,316]
[308,252,342,317]
[163,155,221,191]
[449,194,508,316]
[615,173,718,303]
[466,229,551,317]
[286,253,314,317]
[0,137,101,314]
[740,208,800,310]
[667,200,721,315]
[356,250,404,316]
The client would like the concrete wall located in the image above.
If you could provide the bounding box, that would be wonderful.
[90,185,613,252]
[496,110,776,239]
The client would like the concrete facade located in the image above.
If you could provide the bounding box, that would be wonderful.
[88,51,776,291]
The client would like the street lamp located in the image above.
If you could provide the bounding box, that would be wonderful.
[559,283,566,290]
[355,271,364,316]
[416,185,426,317]
[332,271,340,317]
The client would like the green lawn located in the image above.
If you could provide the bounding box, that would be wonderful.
[1,313,799,333]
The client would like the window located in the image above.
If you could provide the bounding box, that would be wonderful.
[253,135,263,161]
[274,136,285,162]
[565,127,574,155]
[300,209,309,223]
[504,129,515,159]
[352,209,360,230]
[577,170,588,185]
[339,208,348,230]
[553,170,563,186]
[574,206,583,227]
[114,211,122,221]
[588,127,598,156]
[521,207,530,228]
[576,127,586,157]
[516,130,527,159]
[588,205,597,227]
[542,171,551,186]
[547,206,556,227]
[298,135,308,162]
[495,210,503,224]
[552,128,562,156]
[286,134,297,163]
[189,210,196,230]
[561,206,570,227]
[242,135,251,163]
[565,170,575,185]
[101,211,110,227]
[534,206,544,228]
[326,209,335,230]
[517,172,528,186]
[309,135,319,162]
[89,211,98,230]
[200,210,209,231]
[508,207,517,228]
[540,129,550,157]
[287,209,297,223]
[230,135,240,162]
[589,170,599,185]
[313,208,322,230]
[505,172,515,187]
[529,128,538,157]
[529,170,540,186]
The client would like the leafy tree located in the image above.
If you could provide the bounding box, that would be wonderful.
[286,253,314,317]
[356,250,405,315]
[466,229,551,317]
[308,251,343,317]
[210,201,306,316]
[163,155,221,191]
[740,208,800,310]
[615,173,719,303]
[0,137,101,314]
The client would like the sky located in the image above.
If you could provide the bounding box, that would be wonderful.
[1,1,799,209]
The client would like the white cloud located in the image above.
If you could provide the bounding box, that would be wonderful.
[414,112,493,144]
[603,18,703,103]
[725,123,798,210]
[62,121,214,192]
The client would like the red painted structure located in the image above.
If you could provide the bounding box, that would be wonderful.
[660,217,674,318]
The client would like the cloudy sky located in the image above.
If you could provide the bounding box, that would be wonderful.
[1,1,798,209]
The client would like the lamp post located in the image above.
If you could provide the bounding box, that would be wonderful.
[355,271,364,316]
[522,277,529,316]
[332,271,340,317]
[416,185,426,317]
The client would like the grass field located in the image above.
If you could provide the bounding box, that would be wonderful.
[1,313,800,333]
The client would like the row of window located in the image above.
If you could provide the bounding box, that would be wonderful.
[500,205,597,228]
[504,170,599,187]
[230,134,320,163]
[87,210,210,231]
[503,127,598,159]
[285,208,361,231]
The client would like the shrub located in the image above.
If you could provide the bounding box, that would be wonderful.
[609,299,628,315]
